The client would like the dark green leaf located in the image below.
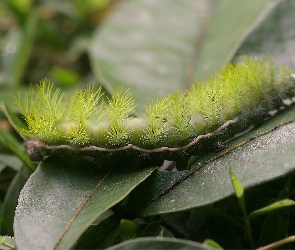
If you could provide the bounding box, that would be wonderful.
[75,213,121,249]
[89,0,269,110]
[106,237,212,250]
[0,88,29,111]
[2,103,28,135]
[0,13,37,87]
[258,178,292,247]
[248,199,295,220]
[119,219,138,240]
[1,165,33,236]
[0,127,35,171]
[0,154,22,172]
[14,157,156,249]
[234,0,295,67]
[157,228,175,238]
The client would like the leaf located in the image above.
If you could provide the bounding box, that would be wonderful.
[157,228,175,238]
[203,239,223,249]
[234,0,295,67]
[0,13,37,87]
[118,219,138,240]
[0,153,23,172]
[248,199,295,220]
[1,103,36,171]
[14,156,156,250]
[49,66,80,87]
[0,88,29,112]
[191,0,275,81]
[258,178,292,246]
[106,237,212,250]
[75,213,121,249]
[229,170,247,217]
[89,0,270,110]
[1,103,28,137]
[230,170,254,248]
[135,106,295,216]
[1,165,33,236]
[229,170,244,199]
[0,126,35,171]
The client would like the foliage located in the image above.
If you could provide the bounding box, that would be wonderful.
[1,0,295,249]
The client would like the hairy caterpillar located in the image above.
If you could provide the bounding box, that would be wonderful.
[15,56,295,167]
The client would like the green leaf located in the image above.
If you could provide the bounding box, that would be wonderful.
[230,170,244,200]
[0,88,29,111]
[75,213,121,249]
[248,199,295,220]
[0,127,35,171]
[138,220,174,238]
[5,0,32,25]
[119,219,138,241]
[191,0,274,81]
[203,239,223,249]
[1,103,36,171]
[258,178,292,246]
[14,156,156,250]
[137,106,295,216]
[49,66,80,87]
[234,0,295,67]
[0,12,36,87]
[230,170,253,247]
[0,153,22,172]
[1,165,32,236]
[89,0,270,110]
[106,237,212,250]
[1,103,28,137]
[157,228,175,238]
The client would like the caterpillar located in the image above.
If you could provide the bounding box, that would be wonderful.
[14,56,295,167]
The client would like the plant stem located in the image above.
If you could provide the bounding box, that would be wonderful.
[2,241,15,249]
[243,216,254,248]
[257,235,295,250]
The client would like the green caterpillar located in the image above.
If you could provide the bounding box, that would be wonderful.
[15,56,295,167]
